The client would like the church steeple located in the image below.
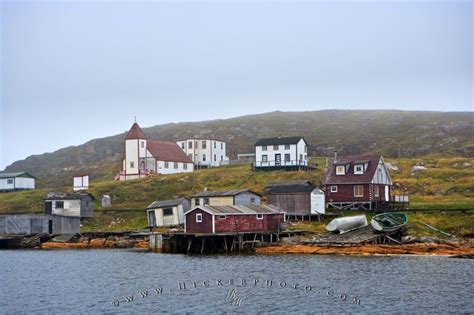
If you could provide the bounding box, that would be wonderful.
[125,122,147,140]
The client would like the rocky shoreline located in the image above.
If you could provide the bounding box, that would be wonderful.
[255,242,474,256]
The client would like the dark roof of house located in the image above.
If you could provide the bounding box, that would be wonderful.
[324,155,383,185]
[267,180,313,187]
[186,205,284,215]
[0,171,36,179]
[125,123,147,140]
[44,192,96,201]
[255,136,306,146]
[147,198,189,209]
[266,185,316,194]
[191,189,261,198]
[147,140,193,163]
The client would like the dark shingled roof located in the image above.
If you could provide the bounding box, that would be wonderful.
[267,180,313,187]
[147,140,193,163]
[324,155,383,185]
[255,136,305,146]
[186,205,284,215]
[125,123,147,140]
[266,185,316,194]
[147,198,188,209]
[191,189,261,198]
[0,171,36,179]
[44,192,95,200]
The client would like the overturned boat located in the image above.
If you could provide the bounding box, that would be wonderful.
[326,215,368,234]
[371,212,408,232]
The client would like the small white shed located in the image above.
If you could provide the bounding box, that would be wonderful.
[73,174,89,191]
[0,172,36,192]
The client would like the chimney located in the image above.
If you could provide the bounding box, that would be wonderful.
[334,151,338,162]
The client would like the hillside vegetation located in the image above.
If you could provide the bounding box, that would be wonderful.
[4,110,473,188]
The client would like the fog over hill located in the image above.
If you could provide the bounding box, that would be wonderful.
[4,110,473,188]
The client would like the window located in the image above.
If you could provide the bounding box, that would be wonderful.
[219,215,226,219]
[55,201,64,209]
[300,154,303,162]
[221,143,223,149]
[214,154,216,162]
[262,155,268,162]
[195,141,199,149]
[214,142,216,149]
[285,154,291,162]
[378,167,382,173]
[130,161,135,168]
[304,145,307,153]
[140,160,145,170]
[374,186,380,197]
[250,197,256,204]
[330,186,337,193]
[273,145,279,150]
[354,165,364,174]
[181,142,185,149]
[221,156,223,161]
[202,141,207,149]
[174,162,178,169]
[204,198,209,205]
[256,214,263,220]
[7,179,13,185]
[188,141,193,149]
[195,198,200,206]
[141,141,145,148]
[184,163,188,170]
[336,165,345,175]
[196,213,202,223]
[164,161,169,168]
[284,144,290,150]
[188,154,192,160]
[262,145,267,151]
[354,185,364,197]
[163,208,173,216]
[203,154,206,162]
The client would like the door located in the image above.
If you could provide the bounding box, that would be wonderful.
[275,154,281,166]
[45,202,52,215]
[384,186,389,201]
[148,211,156,227]
[48,220,53,234]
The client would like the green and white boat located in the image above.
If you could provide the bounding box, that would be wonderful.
[370,212,408,232]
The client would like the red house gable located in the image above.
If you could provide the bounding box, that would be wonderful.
[324,155,383,185]
[147,140,193,163]
[125,123,147,140]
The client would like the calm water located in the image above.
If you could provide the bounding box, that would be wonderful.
[1,250,473,314]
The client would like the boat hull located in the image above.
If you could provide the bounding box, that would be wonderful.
[326,215,368,234]
[370,212,408,232]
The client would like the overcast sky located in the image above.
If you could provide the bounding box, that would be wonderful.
[0,1,472,170]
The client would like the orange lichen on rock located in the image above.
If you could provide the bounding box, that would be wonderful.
[40,242,88,249]
[133,241,149,248]
[256,243,474,256]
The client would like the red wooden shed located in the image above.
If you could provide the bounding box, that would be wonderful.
[184,205,285,234]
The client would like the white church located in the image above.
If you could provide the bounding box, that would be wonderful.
[118,123,194,180]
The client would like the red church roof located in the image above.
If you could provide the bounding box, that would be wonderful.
[324,155,382,185]
[147,140,193,163]
[125,123,147,140]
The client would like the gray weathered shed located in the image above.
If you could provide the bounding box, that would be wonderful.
[44,192,95,218]
[147,198,190,227]
[0,214,80,235]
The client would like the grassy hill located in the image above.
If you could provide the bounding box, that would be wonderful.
[3,110,473,188]
[0,156,472,235]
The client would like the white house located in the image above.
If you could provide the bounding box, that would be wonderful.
[176,138,229,167]
[147,198,191,227]
[254,136,308,170]
[0,172,36,192]
[118,123,194,180]
[73,174,89,191]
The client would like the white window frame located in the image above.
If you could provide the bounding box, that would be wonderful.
[183,163,188,170]
[262,155,268,162]
[256,214,263,220]
[284,144,290,150]
[164,161,169,168]
[262,145,267,151]
[130,161,135,168]
[7,179,13,185]
[354,164,364,175]
[354,185,364,197]
[330,186,337,193]
[219,215,226,219]
[174,162,178,169]
[336,165,345,175]
[196,213,202,223]
[374,185,380,197]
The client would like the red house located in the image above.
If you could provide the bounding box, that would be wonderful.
[184,205,286,234]
[323,154,393,210]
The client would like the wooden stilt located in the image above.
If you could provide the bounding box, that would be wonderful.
[187,238,192,254]
[201,238,205,254]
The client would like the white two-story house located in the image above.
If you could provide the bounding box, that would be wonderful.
[176,138,229,168]
[254,136,308,170]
